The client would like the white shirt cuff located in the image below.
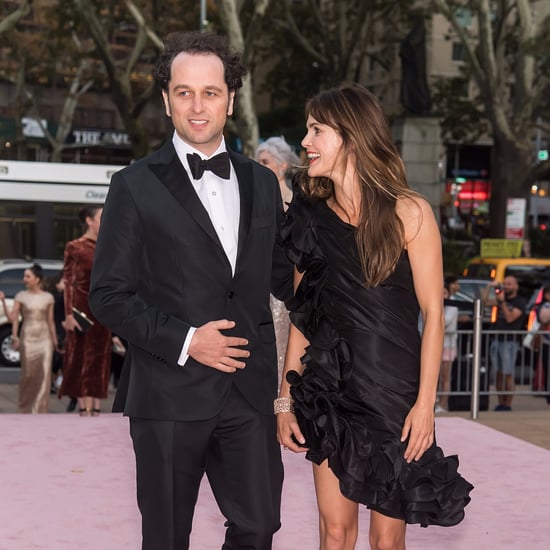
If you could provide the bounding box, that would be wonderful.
[177,327,197,366]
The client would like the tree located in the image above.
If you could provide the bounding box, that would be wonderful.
[214,0,271,156]
[0,1,112,161]
[65,0,165,159]
[0,1,36,158]
[278,0,409,84]
[0,0,32,36]
[246,0,414,143]
[43,58,94,161]
[432,0,550,237]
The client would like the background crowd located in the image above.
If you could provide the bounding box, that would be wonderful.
[0,206,124,416]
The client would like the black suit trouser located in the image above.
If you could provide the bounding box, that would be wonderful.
[129,385,283,550]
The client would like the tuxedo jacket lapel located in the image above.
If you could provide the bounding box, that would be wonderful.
[150,142,225,254]
[229,150,253,269]
[149,143,255,274]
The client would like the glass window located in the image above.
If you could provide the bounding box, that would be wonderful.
[452,43,467,62]
[466,263,495,279]
[455,7,472,27]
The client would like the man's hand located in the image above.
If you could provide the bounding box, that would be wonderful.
[188,320,249,372]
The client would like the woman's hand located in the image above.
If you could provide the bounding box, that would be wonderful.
[401,401,435,463]
[112,335,126,355]
[11,335,19,351]
[64,314,81,332]
[277,411,308,453]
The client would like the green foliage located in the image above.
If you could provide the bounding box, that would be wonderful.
[442,238,478,275]
[253,0,412,116]
[431,76,487,144]
[257,105,305,147]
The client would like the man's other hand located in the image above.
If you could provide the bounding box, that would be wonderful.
[188,319,249,372]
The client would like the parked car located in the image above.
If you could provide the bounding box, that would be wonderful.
[0,258,63,367]
[448,278,493,325]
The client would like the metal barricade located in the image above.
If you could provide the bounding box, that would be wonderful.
[438,299,550,418]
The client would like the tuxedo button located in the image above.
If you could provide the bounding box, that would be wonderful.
[228,291,234,299]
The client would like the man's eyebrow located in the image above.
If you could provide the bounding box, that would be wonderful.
[172,84,224,93]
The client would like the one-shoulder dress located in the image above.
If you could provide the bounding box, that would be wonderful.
[281,192,473,528]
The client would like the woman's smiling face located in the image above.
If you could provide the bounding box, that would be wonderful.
[301,115,344,180]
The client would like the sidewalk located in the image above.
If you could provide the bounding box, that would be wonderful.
[0,379,115,415]
[0,379,548,449]
[447,395,550,450]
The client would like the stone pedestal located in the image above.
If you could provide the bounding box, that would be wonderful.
[392,116,442,220]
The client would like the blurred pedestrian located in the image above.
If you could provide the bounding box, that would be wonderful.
[256,136,300,382]
[58,206,112,417]
[435,282,458,413]
[9,264,58,413]
[256,136,299,208]
[535,286,550,404]
[484,275,526,411]
[0,291,11,321]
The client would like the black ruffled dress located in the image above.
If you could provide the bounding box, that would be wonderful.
[281,192,473,528]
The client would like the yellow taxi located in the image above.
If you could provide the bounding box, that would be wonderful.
[463,257,550,282]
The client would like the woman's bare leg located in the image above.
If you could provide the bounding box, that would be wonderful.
[369,510,406,550]
[313,460,359,550]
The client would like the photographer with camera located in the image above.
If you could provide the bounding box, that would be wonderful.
[482,275,526,411]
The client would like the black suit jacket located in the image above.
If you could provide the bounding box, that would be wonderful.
[89,141,293,420]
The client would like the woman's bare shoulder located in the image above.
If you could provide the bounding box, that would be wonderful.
[396,195,437,243]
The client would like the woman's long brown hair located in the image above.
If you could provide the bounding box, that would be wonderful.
[300,83,420,287]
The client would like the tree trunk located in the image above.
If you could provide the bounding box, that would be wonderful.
[235,77,259,157]
[489,134,531,238]
[118,106,151,160]
[0,0,32,36]
[215,0,260,156]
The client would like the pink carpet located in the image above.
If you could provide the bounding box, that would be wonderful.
[0,414,548,549]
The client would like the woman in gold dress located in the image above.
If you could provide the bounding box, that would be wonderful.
[58,206,112,416]
[256,136,300,382]
[9,264,58,413]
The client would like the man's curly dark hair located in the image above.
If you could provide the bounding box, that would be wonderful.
[153,31,247,93]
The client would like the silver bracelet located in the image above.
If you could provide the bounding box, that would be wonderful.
[274,396,295,415]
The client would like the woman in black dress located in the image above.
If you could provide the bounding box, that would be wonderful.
[276,84,472,549]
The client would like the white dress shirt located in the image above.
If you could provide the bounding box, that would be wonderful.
[171,132,241,365]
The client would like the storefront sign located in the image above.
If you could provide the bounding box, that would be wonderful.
[480,239,524,258]
[505,198,526,239]
[71,129,130,147]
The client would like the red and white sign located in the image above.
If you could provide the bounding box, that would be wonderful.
[505,198,526,239]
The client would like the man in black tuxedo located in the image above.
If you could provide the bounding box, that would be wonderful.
[89,31,293,550]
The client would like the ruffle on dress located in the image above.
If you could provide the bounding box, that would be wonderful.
[280,193,473,527]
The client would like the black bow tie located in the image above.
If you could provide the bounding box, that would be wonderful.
[187,152,230,180]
